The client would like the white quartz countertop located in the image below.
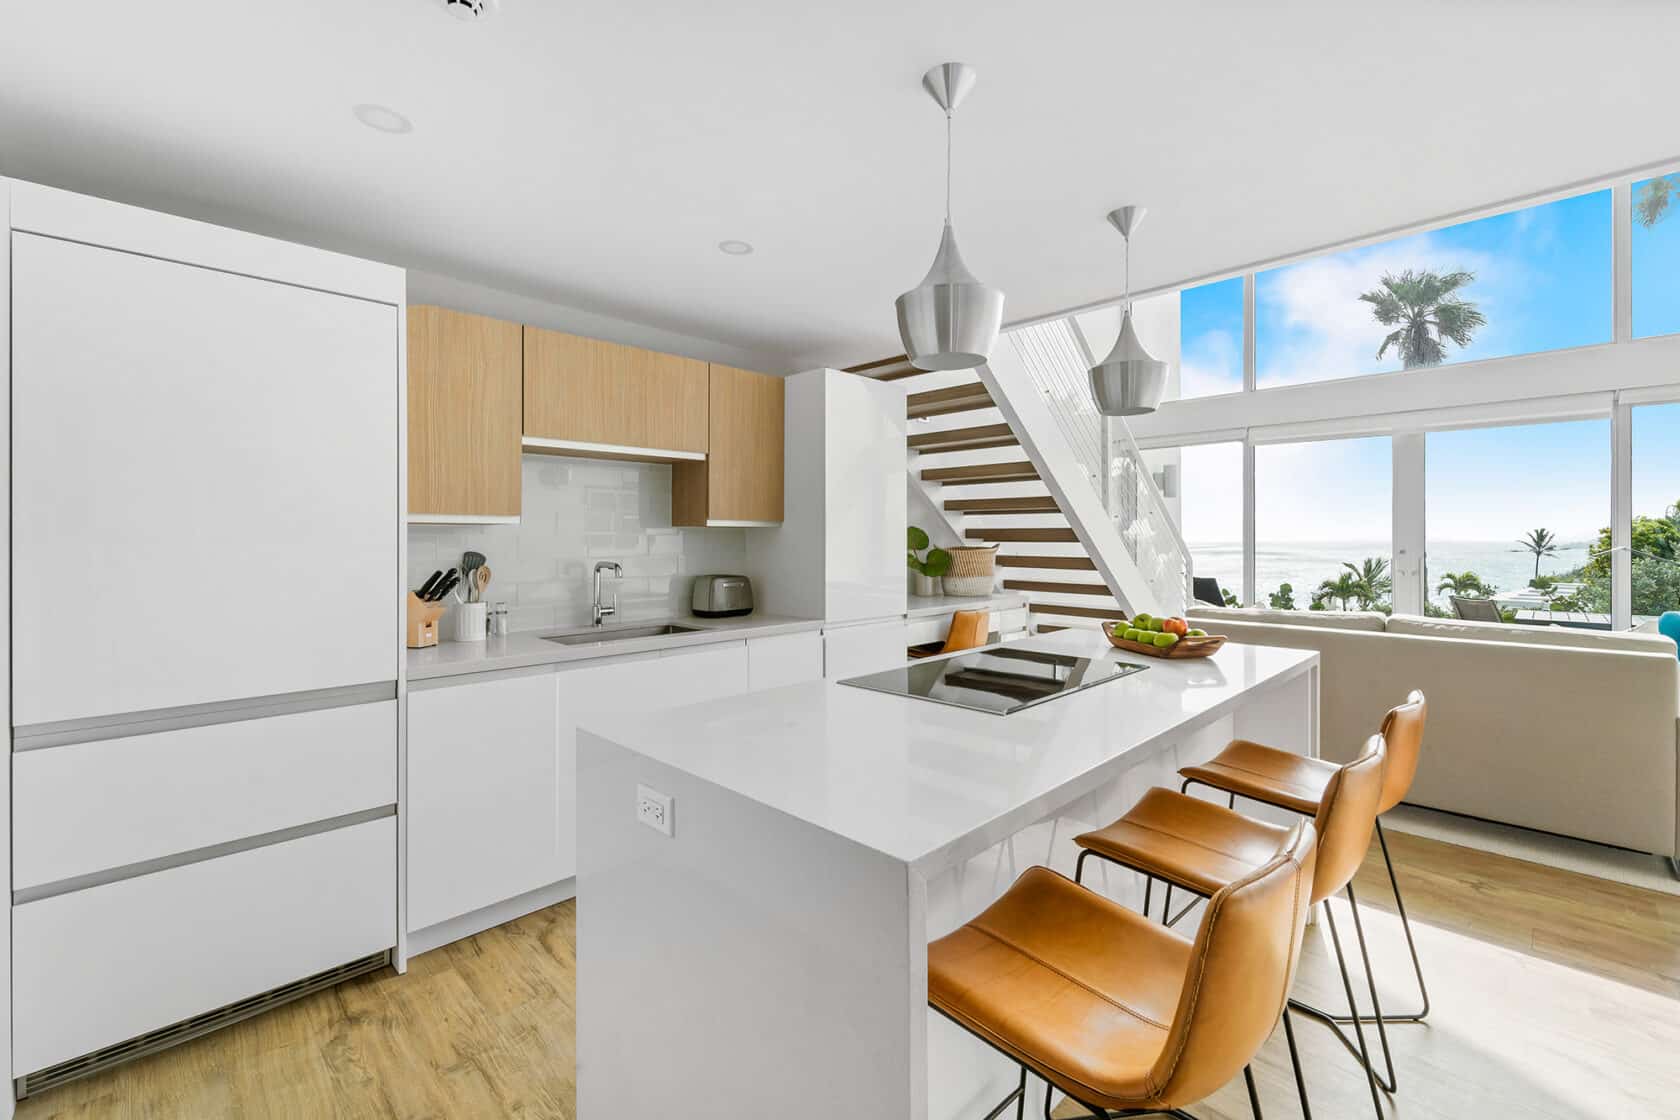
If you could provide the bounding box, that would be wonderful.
[407,612,826,681]
[407,592,1028,681]
[579,629,1318,875]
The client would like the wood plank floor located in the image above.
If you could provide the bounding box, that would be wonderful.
[18,830,1680,1118]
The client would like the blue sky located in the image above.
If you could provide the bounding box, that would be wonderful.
[1177,186,1680,544]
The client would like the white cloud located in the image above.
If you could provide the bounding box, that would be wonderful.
[1259,235,1504,386]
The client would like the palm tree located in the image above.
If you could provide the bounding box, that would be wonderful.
[1315,571,1362,611]
[1518,528,1559,580]
[1436,570,1492,598]
[1342,557,1392,609]
[1358,269,1487,369]
[1636,176,1677,228]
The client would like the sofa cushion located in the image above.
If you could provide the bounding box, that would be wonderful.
[1384,614,1677,654]
[1185,605,1388,633]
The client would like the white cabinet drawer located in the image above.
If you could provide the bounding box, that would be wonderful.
[408,675,560,933]
[746,631,824,690]
[904,615,948,647]
[14,816,395,1075]
[14,701,396,891]
[657,641,751,707]
[824,620,908,679]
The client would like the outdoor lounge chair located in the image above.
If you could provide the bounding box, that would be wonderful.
[1451,596,1504,623]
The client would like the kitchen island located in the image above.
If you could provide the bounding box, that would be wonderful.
[576,629,1319,1119]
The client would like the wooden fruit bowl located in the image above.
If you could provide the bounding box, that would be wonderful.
[1101,620,1227,660]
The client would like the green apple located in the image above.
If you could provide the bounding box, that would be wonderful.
[1149,618,1166,632]
[1187,628,1207,637]
[1154,632,1179,648]
[1124,628,1144,642]
[1132,613,1153,627]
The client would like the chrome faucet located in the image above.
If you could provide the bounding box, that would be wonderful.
[592,561,623,627]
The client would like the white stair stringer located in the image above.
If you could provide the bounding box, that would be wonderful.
[976,355,1157,617]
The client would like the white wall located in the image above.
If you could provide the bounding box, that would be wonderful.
[408,456,748,633]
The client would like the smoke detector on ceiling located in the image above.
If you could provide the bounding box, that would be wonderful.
[440,0,496,20]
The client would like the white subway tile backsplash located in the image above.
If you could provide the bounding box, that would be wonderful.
[408,456,747,633]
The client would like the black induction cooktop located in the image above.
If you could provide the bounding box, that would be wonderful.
[838,645,1149,715]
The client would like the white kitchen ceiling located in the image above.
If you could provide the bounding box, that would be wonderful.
[2,1,1674,370]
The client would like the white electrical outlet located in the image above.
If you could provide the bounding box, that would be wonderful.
[636,784,674,837]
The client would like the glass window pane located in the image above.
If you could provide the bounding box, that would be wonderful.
[1179,277,1244,399]
[1257,190,1611,389]
[1425,420,1606,621]
[1254,437,1391,611]
[1170,441,1243,604]
[1631,402,1680,620]
[1632,175,1680,339]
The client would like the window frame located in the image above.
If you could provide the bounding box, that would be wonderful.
[1126,164,1680,620]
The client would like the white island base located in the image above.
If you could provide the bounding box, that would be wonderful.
[577,631,1319,1119]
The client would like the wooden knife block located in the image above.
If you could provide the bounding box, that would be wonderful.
[406,592,446,649]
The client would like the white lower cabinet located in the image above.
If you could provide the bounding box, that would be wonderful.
[407,640,756,941]
[407,672,562,933]
[823,619,911,679]
[746,631,824,690]
[15,816,395,1075]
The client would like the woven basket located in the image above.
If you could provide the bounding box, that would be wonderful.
[942,545,998,596]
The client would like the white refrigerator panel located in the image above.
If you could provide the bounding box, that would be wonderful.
[12,233,398,724]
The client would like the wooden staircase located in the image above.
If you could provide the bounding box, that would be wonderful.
[855,356,1128,634]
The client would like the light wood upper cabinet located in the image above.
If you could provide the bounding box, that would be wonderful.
[523,326,709,457]
[673,365,785,525]
[407,306,523,518]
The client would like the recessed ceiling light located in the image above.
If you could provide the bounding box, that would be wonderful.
[353,104,413,134]
[717,240,755,256]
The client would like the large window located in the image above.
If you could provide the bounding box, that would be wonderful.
[1254,437,1391,610]
[1255,190,1611,389]
[1175,441,1243,603]
[1632,175,1680,339]
[1630,402,1680,619]
[1425,420,1607,618]
[1179,277,1244,399]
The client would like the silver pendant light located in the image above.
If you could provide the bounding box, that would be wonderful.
[1089,206,1169,416]
[895,62,1005,371]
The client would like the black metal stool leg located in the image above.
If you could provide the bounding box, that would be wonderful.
[1296,899,1385,1119]
[1242,1065,1264,1119]
[1281,1008,1311,1120]
[1342,883,1397,1091]
[980,1067,1027,1120]
[1311,820,1431,1028]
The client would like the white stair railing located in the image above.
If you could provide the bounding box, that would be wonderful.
[988,316,1191,617]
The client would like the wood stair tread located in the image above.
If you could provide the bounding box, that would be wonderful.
[846,355,929,381]
[1027,603,1125,620]
[922,461,1038,484]
[944,496,1060,513]
[965,527,1078,542]
[998,555,1097,570]
[908,423,1017,453]
[1003,580,1113,596]
[906,383,994,419]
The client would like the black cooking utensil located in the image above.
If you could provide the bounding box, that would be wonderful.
[417,569,444,599]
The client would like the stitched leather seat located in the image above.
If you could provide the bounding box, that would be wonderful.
[1177,740,1339,815]
[1082,734,1388,914]
[1075,788,1291,896]
[1182,691,1427,817]
[929,823,1317,1114]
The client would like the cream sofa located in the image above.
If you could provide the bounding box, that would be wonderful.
[1186,606,1680,861]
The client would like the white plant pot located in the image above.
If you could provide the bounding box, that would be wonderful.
[911,571,940,597]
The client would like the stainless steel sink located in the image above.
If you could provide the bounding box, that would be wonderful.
[541,623,703,646]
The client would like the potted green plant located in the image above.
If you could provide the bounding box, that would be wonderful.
[907,526,952,597]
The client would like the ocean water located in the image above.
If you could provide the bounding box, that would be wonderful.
[1187,539,1595,608]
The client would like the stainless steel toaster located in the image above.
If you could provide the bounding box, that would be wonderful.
[691,574,754,618]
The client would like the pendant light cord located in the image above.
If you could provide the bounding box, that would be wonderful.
[945,110,953,224]
[1123,234,1131,311]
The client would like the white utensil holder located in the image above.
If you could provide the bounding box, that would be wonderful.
[450,602,488,643]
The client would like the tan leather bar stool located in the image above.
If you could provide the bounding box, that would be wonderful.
[1179,691,1428,1093]
[1072,734,1390,1120]
[929,821,1317,1120]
